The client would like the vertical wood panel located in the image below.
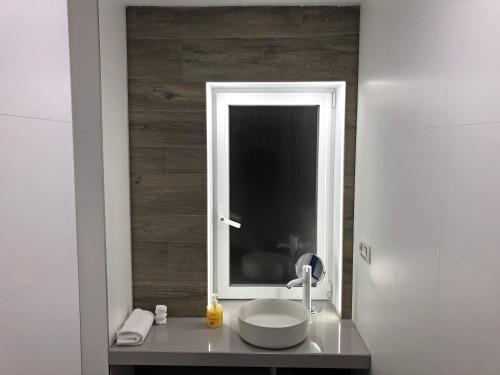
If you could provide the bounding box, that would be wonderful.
[127,6,359,318]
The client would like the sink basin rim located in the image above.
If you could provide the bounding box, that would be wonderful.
[237,298,310,349]
[237,298,309,328]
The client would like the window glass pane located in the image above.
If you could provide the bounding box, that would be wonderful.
[229,106,318,285]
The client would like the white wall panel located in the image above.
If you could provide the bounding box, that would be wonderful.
[441,123,500,278]
[443,1,500,126]
[438,248,500,375]
[0,0,72,122]
[354,0,500,374]
[354,127,443,375]
[0,1,81,374]
[0,117,77,303]
[0,259,81,375]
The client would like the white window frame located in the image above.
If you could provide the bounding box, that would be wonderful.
[207,83,346,313]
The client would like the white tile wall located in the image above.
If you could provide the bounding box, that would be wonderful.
[0,1,81,374]
[0,0,72,122]
[0,117,77,303]
[354,0,500,374]
[0,259,81,375]
[354,126,443,375]
[444,1,500,126]
[441,123,500,279]
[437,248,500,375]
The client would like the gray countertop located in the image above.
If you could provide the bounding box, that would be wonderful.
[108,301,370,369]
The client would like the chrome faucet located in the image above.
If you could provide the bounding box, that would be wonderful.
[287,264,312,323]
[287,253,326,324]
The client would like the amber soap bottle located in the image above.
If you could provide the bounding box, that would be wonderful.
[207,293,223,328]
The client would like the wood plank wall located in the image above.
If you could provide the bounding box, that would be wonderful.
[127,6,359,318]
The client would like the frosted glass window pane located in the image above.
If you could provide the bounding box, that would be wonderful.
[229,106,318,285]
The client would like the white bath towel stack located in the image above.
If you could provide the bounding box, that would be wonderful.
[155,304,167,325]
[116,308,154,346]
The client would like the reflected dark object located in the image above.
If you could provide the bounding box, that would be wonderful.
[228,105,319,285]
[241,252,290,282]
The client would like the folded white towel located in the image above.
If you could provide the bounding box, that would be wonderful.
[155,305,167,314]
[116,309,154,346]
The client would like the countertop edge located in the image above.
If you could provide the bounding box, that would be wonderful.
[108,350,371,369]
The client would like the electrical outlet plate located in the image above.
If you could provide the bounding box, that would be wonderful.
[359,241,371,264]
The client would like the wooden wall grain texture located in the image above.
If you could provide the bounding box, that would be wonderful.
[127,6,359,318]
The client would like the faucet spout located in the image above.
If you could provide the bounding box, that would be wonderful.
[286,277,305,289]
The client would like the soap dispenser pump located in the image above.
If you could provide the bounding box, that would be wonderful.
[207,293,223,328]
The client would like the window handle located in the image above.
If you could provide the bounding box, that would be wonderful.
[219,216,241,229]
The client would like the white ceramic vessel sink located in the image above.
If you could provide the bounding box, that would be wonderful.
[237,299,309,349]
